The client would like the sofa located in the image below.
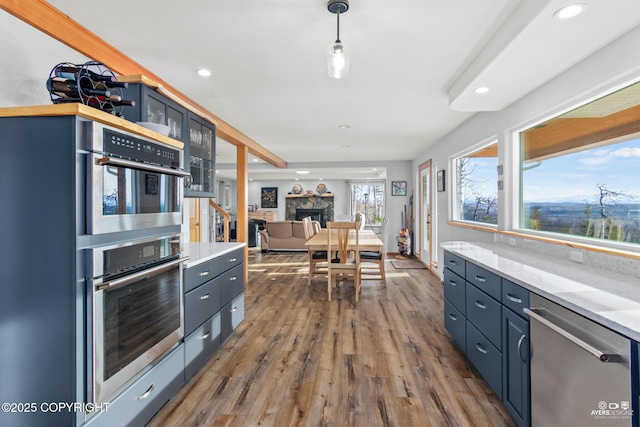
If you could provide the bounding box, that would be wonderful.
[259,220,320,252]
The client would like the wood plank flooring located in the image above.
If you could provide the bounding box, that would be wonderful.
[148,251,516,427]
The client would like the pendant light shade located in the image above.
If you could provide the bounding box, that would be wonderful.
[326,0,350,79]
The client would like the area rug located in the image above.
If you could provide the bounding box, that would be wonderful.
[391,259,427,269]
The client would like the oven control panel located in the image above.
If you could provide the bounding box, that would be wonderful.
[103,128,180,169]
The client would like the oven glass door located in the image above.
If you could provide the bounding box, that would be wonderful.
[93,258,184,404]
[90,154,185,234]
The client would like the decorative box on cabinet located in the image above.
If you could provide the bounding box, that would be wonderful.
[185,112,216,197]
[82,346,184,427]
[120,83,186,141]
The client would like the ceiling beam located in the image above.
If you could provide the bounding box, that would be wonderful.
[0,0,287,168]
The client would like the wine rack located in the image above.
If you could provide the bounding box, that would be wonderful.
[47,61,133,116]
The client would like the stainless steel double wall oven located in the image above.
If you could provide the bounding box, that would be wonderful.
[84,122,189,406]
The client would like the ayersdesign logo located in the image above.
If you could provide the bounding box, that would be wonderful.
[591,401,633,420]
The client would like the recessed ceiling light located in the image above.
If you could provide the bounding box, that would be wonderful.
[249,178,253,181]
[342,144,351,148]
[295,178,299,181]
[474,86,490,94]
[296,170,310,174]
[252,158,259,162]
[338,124,351,129]
[196,68,212,77]
[554,4,586,20]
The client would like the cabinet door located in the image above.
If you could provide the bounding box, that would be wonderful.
[185,114,216,197]
[503,308,530,427]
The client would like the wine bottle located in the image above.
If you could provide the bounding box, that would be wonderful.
[54,65,116,83]
[47,77,111,98]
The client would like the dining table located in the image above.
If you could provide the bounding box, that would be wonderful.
[305,229,384,253]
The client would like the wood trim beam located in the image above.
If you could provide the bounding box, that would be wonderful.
[522,103,640,162]
[0,0,287,168]
[237,145,249,284]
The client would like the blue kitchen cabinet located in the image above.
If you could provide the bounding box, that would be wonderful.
[503,306,530,427]
[443,250,532,426]
[183,247,244,381]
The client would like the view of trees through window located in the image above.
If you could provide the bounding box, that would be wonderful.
[351,182,385,227]
[520,81,640,245]
[455,142,498,225]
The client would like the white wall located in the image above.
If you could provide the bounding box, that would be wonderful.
[412,25,640,279]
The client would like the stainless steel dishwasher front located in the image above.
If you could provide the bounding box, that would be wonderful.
[526,293,632,427]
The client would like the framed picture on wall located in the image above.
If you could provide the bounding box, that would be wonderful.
[261,187,278,208]
[391,181,407,196]
[437,170,445,192]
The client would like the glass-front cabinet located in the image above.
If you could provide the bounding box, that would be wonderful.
[186,112,216,197]
[121,83,185,141]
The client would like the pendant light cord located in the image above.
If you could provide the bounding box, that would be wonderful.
[336,9,341,43]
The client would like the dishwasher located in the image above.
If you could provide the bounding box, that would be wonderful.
[525,294,633,427]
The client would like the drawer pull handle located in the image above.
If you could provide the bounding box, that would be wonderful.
[448,280,457,286]
[200,331,211,340]
[230,276,237,281]
[231,306,238,312]
[475,301,486,309]
[136,384,155,401]
[449,260,457,265]
[229,258,237,262]
[448,313,458,321]
[200,270,210,277]
[476,343,488,354]
[507,294,522,304]
[475,276,486,282]
[200,293,210,300]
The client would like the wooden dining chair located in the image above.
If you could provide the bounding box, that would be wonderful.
[359,216,387,285]
[304,216,328,287]
[326,214,361,302]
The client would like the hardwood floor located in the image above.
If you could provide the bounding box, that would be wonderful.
[148,251,516,427]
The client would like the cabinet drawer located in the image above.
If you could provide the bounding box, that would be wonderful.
[443,268,466,315]
[466,263,501,300]
[444,251,465,278]
[184,258,220,293]
[219,264,244,307]
[83,346,184,427]
[184,313,221,380]
[502,279,529,318]
[221,293,244,344]
[184,279,221,336]
[444,300,466,352]
[466,321,502,400]
[466,283,502,350]
[218,248,243,274]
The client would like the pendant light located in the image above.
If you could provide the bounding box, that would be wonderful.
[327,0,350,79]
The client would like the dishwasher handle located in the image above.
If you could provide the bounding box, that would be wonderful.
[524,308,610,363]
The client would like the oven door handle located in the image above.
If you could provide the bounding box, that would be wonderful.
[96,156,191,178]
[96,257,190,291]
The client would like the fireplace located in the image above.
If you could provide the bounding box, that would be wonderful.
[296,208,325,228]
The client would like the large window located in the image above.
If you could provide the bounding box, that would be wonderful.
[454,141,498,225]
[351,182,385,226]
[520,81,640,246]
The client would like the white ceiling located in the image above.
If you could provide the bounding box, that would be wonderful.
[3,0,640,180]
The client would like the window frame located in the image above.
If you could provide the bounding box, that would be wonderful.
[512,78,640,253]
[350,181,386,226]
[449,137,499,228]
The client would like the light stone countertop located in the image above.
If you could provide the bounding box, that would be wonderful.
[441,241,640,342]
[184,242,245,268]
